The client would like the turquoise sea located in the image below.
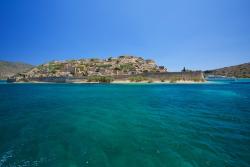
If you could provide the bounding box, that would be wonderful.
[0,80,250,167]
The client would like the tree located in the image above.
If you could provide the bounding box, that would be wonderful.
[182,67,186,72]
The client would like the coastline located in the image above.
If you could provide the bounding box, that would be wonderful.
[111,80,206,84]
[12,79,250,84]
[10,80,207,84]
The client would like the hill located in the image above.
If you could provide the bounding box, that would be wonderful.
[204,62,250,78]
[10,56,166,79]
[0,61,34,79]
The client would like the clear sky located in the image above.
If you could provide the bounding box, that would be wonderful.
[0,0,249,71]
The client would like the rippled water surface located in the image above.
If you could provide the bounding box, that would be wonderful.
[0,81,250,167]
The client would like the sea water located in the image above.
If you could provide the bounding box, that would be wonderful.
[0,81,249,167]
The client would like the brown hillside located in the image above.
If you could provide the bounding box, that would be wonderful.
[204,63,250,78]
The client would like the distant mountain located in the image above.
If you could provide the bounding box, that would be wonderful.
[0,61,34,79]
[204,62,250,78]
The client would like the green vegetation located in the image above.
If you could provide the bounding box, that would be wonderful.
[96,64,112,68]
[37,65,45,70]
[114,67,121,71]
[119,55,125,58]
[53,64,64,70]
[192,78,205,82]
[48,63,64,73]
[87,76,114,83]
[77,64,86,71]
[160,78,165,82]
[68,60,76,63]
[119,63,136,71]
[107,57,113,61]
[128,76,147,82]
[115,60,120,64]
[150,67,158,73]
[90,58,100,62]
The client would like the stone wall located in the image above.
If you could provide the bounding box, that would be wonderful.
[7,72,204,83]
[112,71,204,81]
[7,77,66,83]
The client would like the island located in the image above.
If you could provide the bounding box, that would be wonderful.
[7,56,205,83]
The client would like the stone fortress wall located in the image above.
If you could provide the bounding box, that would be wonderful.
[7,71,204,83]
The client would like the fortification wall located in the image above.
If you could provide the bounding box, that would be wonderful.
[112,72,204,81]
[7,72,204,83]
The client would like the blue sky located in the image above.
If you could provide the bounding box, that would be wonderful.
[0,0,249,71]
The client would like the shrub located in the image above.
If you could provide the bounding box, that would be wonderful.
[116,60,120,64]
[96,64,112,68]
[77,65,86,71]
[128,76,146,82]
[107,57,113,61]
[150,67,158,73]
[48,63,64,73]
[114,67,121,71]
[192,78,205,82]
[120,63,136,71]
[160,78,165,82]
[87,76,114,83]
[67,60,76,63]
[99,76,114,83]
[119,55,125,58]
[37,65,45,70]
[90,58,98,61]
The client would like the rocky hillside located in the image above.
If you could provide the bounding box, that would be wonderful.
[204,62,250,78]
[0,61,34,79]
[10,56,167,81]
